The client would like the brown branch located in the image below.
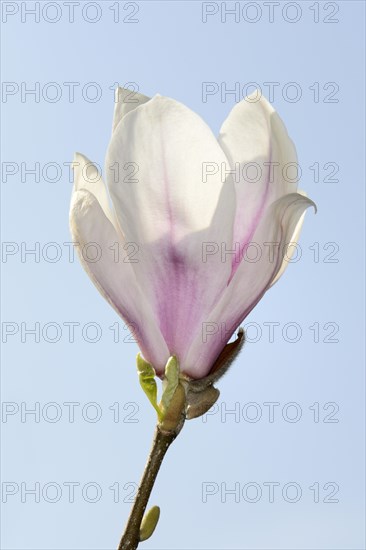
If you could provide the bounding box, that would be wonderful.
[117,425,180,550]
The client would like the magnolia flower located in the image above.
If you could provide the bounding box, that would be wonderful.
[70,88,315,380]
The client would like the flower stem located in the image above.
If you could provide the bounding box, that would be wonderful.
[117,425,181,550]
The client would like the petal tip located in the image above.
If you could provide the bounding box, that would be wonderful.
[73,151,88,166]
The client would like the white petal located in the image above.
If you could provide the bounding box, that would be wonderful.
[73,152,113,223]
[105,95,236,364]
[184,193,315,379]
[70,187,169,373]
[270,190,316,286]
[218,92,299,272]
[112,86,150,133]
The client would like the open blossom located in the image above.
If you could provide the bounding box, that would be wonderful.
[70,87,315,379]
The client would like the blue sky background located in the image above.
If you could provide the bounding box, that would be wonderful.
[1,1,365,549]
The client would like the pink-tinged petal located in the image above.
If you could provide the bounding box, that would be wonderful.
[70,186,169,374]
[219,92,299,276]
[105,95,236,366]
[184,193,316,379]
[112,87,150,133]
